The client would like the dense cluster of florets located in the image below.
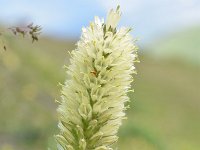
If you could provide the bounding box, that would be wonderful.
[56,6,138,150]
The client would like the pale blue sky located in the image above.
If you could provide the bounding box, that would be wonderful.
[0,0,200,44]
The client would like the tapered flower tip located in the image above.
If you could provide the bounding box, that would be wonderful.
[106,5,121,29]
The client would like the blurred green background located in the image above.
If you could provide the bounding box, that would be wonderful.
[0,0,200,150]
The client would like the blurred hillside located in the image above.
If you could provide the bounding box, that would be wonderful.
[0,34,75,150]
[149,26,200,66]
[0,28,200,150]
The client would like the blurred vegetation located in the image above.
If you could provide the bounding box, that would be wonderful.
[0,27,200,150]
[149,26,200,66]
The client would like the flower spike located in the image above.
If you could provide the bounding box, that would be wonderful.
[56,6,138,150]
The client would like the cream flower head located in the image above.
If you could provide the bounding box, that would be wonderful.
[56,6,138,150]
